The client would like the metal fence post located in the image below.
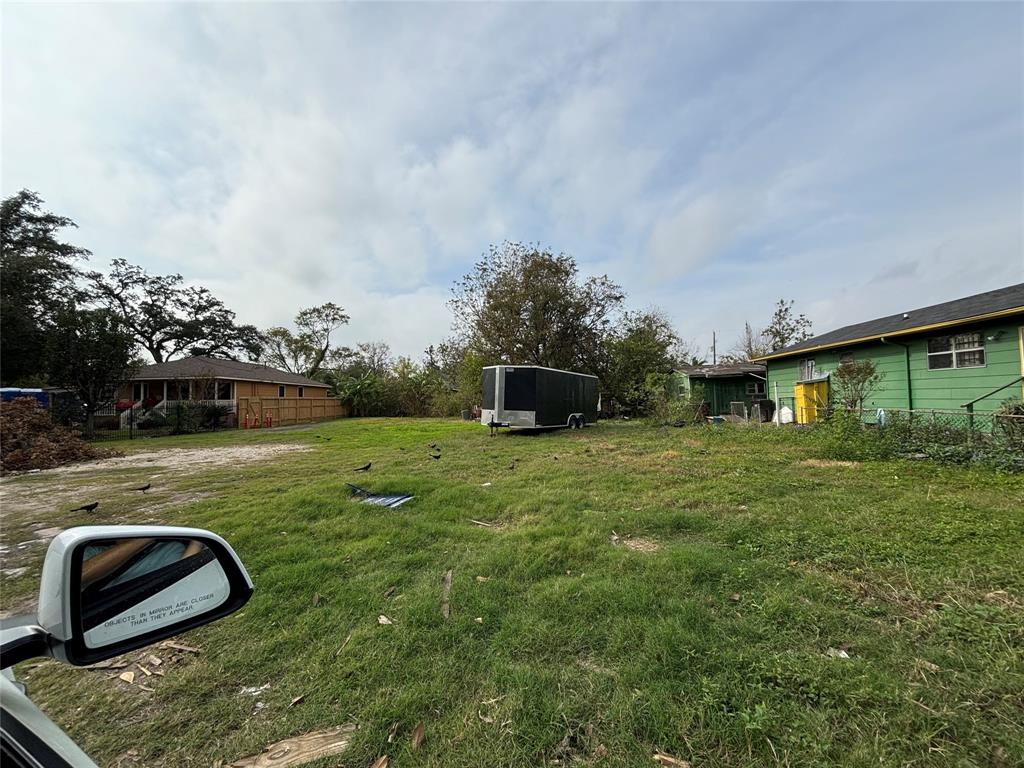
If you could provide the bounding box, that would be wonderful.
[966,403,974,446]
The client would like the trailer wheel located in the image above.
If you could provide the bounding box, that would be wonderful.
[569,415,580,429]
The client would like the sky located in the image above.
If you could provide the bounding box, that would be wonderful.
[3,2,1023,361]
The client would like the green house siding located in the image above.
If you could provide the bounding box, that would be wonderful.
[766,319,1024,413]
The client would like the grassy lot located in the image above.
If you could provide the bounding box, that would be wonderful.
[1,419,1022,767]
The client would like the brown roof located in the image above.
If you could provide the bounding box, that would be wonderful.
[674,363,766,379]
[130,356,327,387]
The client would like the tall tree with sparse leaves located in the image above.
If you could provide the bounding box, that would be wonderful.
[763,299,813,352]
[261,302,349,378]
[88,258,263,363]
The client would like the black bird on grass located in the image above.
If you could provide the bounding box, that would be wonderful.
[428,442,438,449]
[71,502,99,513]
[353,462,372,472]
[132,483,151,493]
[430,453,441,461]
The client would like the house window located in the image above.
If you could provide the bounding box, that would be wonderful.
[928,332,985,370]
[278,385,286,397]
[215,381,232,400]
[298,387,304,398]
[799,359,816,380]
[745,381,766,396]
[132,382,146,401]
[839,353,854,365]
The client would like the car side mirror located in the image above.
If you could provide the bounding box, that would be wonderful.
[36,526,253,666]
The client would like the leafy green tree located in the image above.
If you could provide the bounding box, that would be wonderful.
[47,307,138,436]
[261,302,350,378]
[604,310,680,412]
[763,299,813,352]
[1,190,90,385]
[448,242,624,373]
[89,258,262,363]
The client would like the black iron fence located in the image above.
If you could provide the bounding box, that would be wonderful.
[64,400,238,441]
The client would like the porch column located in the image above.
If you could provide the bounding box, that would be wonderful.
[163,381,168,403]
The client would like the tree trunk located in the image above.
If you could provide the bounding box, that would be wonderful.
[84,409,96,438]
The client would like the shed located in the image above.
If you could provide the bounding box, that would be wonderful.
[672,363,768,417]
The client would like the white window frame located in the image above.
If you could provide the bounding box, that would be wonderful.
[799,359,816,381]
[745,380,766,396]
[927,332,986,370]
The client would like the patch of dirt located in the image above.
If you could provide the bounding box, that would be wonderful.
[19,443,311,476]
[610,532,660,553]
[798,458,861,468]
[661,450,681,459]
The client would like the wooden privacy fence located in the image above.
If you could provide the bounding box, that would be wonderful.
[236,397,348,428]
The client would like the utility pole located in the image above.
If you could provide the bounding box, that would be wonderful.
[712,331,717,365]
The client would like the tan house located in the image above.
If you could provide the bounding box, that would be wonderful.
[119,356,341,427]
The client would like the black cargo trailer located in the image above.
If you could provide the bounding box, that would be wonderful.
[481,365,599,430]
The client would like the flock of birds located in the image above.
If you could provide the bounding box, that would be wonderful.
[69,439,453,513]
[351,441,442,473]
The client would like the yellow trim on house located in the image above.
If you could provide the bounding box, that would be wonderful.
[1018,325,1024,398]
[754,306,1024,362]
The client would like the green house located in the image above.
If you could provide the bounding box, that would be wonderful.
[673,363,768,417]
[757,283,1024,422]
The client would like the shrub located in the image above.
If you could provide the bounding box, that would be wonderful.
[814,408,893,461]
[137,410,169,430]
[0,398,111,473]
[201,404,231,430]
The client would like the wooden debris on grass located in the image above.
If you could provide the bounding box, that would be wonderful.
[410,721,425,751]
[441,569,453,619]
[383,585,396,598]
[652,752,691,767]
[228,724,357,767]
[118,671,135,684]
[387,722,399,743]
[378,615,394,625]
[335,631,354,657]
[469,519,493,527]
[162,641,201,653]
[87,660,130,671]
[369,757,389,768]
[475,576,491,583]
[312,593,322,607]
[289,695,305,707]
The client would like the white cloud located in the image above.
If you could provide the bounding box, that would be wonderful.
[2,2,1021,360]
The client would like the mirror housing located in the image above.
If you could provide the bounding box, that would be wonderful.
[37,526,253,666]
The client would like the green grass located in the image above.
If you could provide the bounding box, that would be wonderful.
[2,419,1022,767]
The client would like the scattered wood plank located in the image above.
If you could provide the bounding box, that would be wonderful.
[369,757,389,768]
[229,724,357,767]
[441,569,453,620]
[118,671,135,684]
[289,695,305,707]
[469,519,493,527]
[163,642,201,653]
[652,753,691,768]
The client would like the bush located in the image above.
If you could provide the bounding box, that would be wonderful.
[0,398,111,473]
[168,402,204,434]
[814,408,894,461]
[201,404,231,430]
[137,410,169,430]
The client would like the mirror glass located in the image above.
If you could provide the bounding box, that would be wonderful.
[79,537,230,649]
